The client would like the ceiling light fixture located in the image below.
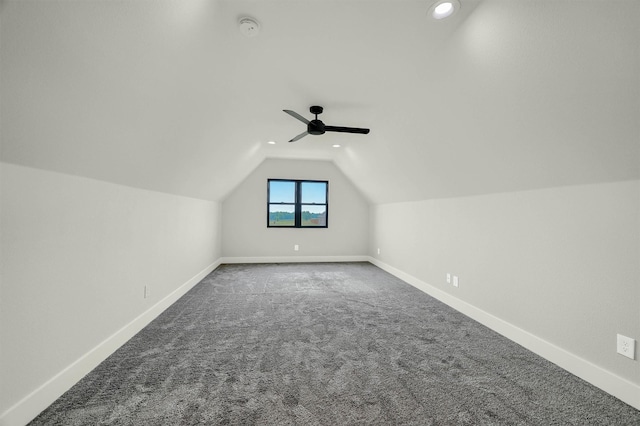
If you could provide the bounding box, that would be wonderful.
[332,144,341,148]
[238,17,260,37]
[267,141,276,145]
[429,0,460,20]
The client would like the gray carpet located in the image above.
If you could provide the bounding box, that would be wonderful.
[31,262,640,425]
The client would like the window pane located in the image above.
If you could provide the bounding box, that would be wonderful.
[301,182,327,204]
[269,204,295,226]
[269,180,295,203]
[301,205,326,227]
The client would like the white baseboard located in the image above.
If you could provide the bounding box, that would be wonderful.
[0,259,222,426]
[221,255,369,264]
[367,257,640,411]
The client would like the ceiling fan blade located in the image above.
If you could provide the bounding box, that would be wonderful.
[289,131,309,142]
[283,110,310,124]
[324,125,370,134]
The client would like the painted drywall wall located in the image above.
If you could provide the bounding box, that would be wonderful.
[222,158,368,259]
[370,180,640,387]
[0,163,222,424]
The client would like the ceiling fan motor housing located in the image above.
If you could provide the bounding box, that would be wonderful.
[309,120,325,135]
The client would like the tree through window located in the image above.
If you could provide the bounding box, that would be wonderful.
[268,179,328,228]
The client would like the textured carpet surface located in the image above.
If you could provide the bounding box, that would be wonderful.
[31,262,640,425]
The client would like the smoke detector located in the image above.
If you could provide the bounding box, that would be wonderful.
[238,17,260,37]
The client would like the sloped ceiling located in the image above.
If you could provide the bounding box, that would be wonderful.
[1,0,638,204]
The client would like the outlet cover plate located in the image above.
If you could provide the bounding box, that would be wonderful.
[617,334,635,360]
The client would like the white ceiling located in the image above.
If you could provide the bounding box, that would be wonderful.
[2,0,638,203]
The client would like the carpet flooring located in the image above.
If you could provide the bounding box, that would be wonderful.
[30,262,640,425]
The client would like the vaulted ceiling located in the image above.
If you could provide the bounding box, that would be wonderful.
[2,0,638,204]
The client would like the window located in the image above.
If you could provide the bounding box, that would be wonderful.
[268,179,328,228]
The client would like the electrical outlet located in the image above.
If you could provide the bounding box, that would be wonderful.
[377,248,381,255]
[617,334,635,360]
[446,273,451,283]
[144,285,150,299]
[294,244,299,251]
[453,276,459,288]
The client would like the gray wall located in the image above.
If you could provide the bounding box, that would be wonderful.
[0,163,222,419]
[222,158,369,259]
[370,179,640,386]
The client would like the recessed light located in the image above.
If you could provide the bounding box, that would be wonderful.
[332,144,341,148]
[429,0,460,20]
[267,141,276,145]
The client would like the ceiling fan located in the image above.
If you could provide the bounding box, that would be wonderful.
[283,106,370,143]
